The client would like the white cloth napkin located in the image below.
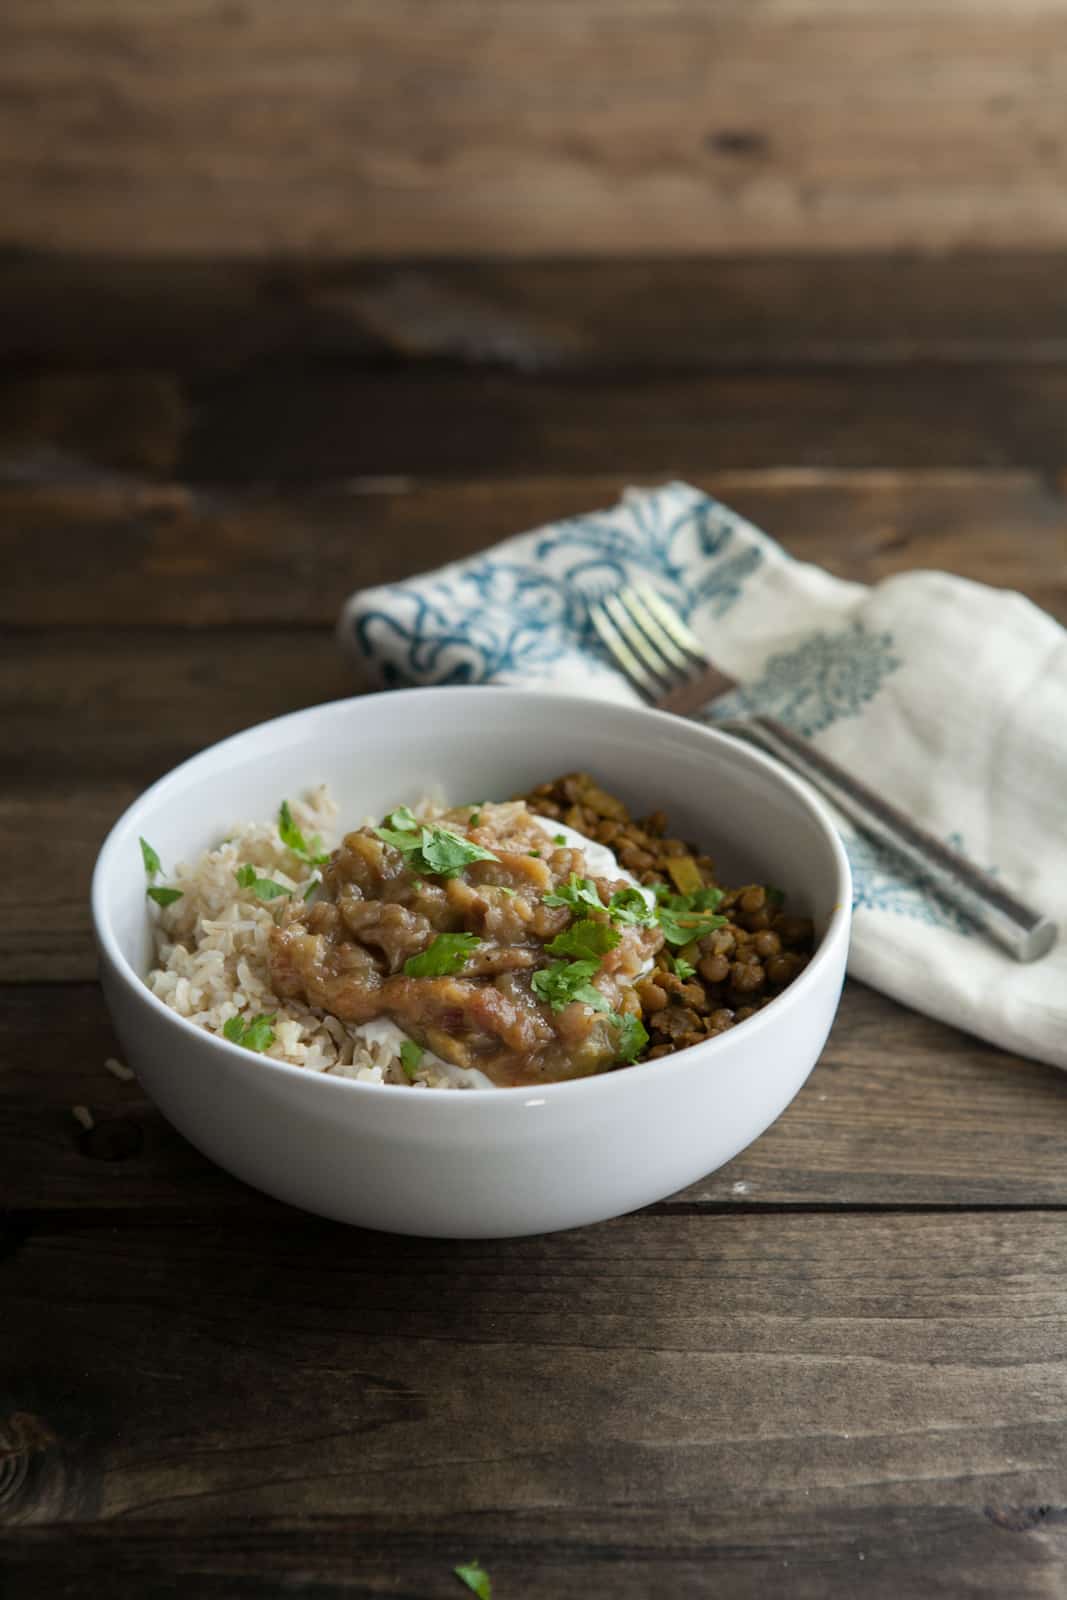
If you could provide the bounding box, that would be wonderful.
[339,481,1067,1069]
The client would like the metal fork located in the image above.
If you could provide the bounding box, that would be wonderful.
[590,583,1057,963]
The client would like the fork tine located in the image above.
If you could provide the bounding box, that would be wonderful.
[589,601,662,699]
[617,587,692,675]
[631,582,705,663]
[602,594,678,689]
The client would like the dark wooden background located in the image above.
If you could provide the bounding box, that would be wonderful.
[4,1,1067,257]
[4,4,1067,1597]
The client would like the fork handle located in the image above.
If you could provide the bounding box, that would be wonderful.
[716,715,1058,964]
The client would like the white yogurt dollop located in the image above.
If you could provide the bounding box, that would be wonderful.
[352,810,654,1087]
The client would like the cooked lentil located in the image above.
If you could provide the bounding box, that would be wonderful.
[523,773,815,1062]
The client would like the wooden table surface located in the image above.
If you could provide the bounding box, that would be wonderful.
[3,256,1067,1598]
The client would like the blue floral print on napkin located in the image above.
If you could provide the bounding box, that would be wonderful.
[354,490,764,687]
[708,621,902,738]
[847,828,994,935]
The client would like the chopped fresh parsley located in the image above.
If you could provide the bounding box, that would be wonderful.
[671,955,697,980]
[278,800,330,866]
[527,850,541,858]
[139,837,162,877]
[377,804,419,837]
[375,808,499,878]
[403,932,482,977]
[607,886,656,926]
[655,885,728,947]
[454,1562,491,1600]
[399,1040,424,1080]
[140,837,182,903]
[613,1011,649,1064]
[222,1012,277,1052]
[421,828,499,877]
[147,886,183,907]
[235,863,294,901]
[469,810,482,828]
[496,886,517,898]
[553,833,567,845]
[532,959,610,1013]
[543,873,604,915]
[546,918,621,962]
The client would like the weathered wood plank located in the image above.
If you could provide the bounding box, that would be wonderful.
[4,3,1067,256]
[0,632,352,785]
[4,471,1067,628]
[172,366,1067,480]
[6,257,1067,374]
[5,366,1067,485]
[4,981,1067,1212]
[1,1211,1065,1599]
[2,1507,1066,1600]
[0,373,187,478]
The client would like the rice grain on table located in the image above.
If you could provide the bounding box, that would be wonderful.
[145,786,462,1089]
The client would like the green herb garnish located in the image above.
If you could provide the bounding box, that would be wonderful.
[553,833,567,845]
[399,1040,424,1080]
[607,886,656,926]
[655,885,727,947]
[421,829,499,877]
[528,850,541,858]
[235,863,294,901]
[403,932,483,977]
[469,810,482,828]
[613,1012,649,1064]
[222,1012,277,1052]
[375,808,499,878]
[454,1562,491,1600]
[496,886,517,898]
[278,799,330,866]
[543,873,604,915]
[546,918,621,962]
[139,837,162,877]
[671,955,697,980]
[532,959,610,1013]
[147,886,183,907]
[140,837,183,904]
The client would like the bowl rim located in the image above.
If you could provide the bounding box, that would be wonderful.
[91,685,852,1107]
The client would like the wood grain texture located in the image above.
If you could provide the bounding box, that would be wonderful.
[6,256,1067,373]
[3,457,1065,981]
[2,1510,1066,1600]
[4,980,1067,1213]
[1,1212,1066,1596]
[180,366,1067,480]
[6,366,1067,484]
[5,471,1067,629]
[4,3,1067,256]
[5,250,1067,1598]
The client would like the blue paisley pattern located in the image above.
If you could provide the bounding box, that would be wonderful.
[708,622,902,737]
[355,490,764,687]
[848,829,990,934]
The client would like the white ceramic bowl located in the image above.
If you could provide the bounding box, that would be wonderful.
[92,687,851,1238]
